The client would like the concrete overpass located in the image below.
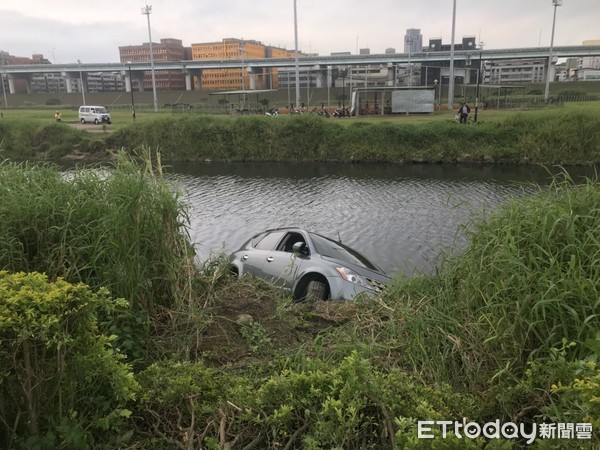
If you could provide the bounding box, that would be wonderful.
[2,45,600,94]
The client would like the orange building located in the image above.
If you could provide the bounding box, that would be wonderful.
[191,38,298,91]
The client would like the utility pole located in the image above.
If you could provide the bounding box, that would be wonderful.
[142,4,158,112]
[544,0,562,102]
[293,0,301,110]
[448,0,457,110]
[77,59,86,106]
[240,41,246,111]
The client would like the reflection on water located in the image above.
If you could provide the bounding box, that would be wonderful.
[167,162,596,276]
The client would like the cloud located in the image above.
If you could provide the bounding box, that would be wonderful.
[1,0,599,63]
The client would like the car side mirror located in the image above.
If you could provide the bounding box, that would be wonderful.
[292,242,308,255]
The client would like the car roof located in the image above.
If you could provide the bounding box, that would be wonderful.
[253,227,304,236]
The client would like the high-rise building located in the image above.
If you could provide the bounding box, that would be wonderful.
[404,29,423,54]
[119,38,187,90]
[577,40,600,80]
[483,58,547,84]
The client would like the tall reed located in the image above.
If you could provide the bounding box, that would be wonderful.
[0,150,195,312]
[378,174,600,389]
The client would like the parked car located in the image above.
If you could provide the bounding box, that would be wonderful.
[229,227,390,300]
[78,105,111,124]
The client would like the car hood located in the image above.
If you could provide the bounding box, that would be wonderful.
[319,255,390,284]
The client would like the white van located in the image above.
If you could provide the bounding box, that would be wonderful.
[78,106,112,124]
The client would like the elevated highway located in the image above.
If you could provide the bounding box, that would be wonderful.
[3,45,600,74]
[2,45,599,94]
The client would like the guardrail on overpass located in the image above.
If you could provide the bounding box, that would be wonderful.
[3,45,600,74]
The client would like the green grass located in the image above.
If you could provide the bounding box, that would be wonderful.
[3,103,600,164]
[2,99,599,129]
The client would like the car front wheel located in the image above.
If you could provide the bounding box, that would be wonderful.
[306,280,328,300]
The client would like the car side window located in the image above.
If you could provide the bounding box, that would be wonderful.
[254,231,286,250]
[278,232,306,252]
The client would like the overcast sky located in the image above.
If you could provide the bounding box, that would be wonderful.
[1,0,598,63]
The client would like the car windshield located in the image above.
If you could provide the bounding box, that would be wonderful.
[309,233,379,271]
[95,107,108,113]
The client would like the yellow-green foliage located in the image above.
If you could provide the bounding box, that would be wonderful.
[548,350,600,431]
[0,271,138,449]
[134,351,480,449]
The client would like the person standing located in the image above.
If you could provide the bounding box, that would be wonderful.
[459,102,470,124]
[54,111,62,122]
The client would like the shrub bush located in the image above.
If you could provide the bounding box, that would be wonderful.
[0,271,138,449]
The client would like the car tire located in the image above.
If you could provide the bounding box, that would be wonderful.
[80,118,85,124]
[306,280,328,300]
[94,119,99,124]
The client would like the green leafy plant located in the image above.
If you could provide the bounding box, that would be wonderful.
[0,271,138,449]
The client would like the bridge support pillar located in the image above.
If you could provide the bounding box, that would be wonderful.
[64,72,87,95]
[123,71,132,93]
[7,74,17,94]
[186,69,202,91]
[314,65,326,88]
[247,66,259,90]
[63,74,74,93]
[257,69,264,90]
[387,63,395,86]
[327,66,333,88]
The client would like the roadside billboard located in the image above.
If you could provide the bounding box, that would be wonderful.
[391,89,435,113]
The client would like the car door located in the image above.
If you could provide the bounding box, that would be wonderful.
[260,231,308,291]
[243,230,287,279]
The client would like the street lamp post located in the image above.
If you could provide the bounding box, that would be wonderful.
[474,49,483,123]
[127,61,136,120]
[434,79,439,111]
[544,0,562,102]
[1,70,7,109]
[448,0,457,110]
[293,0,301,111]
[341,68,347,114]
[406,35,413,87]
[287,70,291,111]
[142,4,159,112]
[77,59,86,106]
[239,41,246,111]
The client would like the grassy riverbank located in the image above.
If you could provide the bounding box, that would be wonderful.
[0,157,598,448]
[1,102,600,165]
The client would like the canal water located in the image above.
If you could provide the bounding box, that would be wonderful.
[168,162,595,276]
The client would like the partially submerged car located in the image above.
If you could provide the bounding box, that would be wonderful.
[229,227,390,300]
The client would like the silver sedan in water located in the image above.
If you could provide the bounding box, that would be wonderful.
[229,228,390,300]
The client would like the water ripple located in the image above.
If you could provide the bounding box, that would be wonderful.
[168,163,566,276]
